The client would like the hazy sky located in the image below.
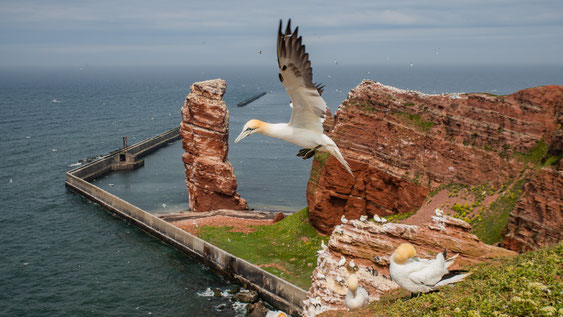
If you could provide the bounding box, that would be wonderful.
[1,0,562,67]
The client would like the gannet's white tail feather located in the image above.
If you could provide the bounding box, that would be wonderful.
[434,271,471,288]
[326,145,353,176]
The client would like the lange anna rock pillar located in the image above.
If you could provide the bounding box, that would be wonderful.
[180,79,248,211]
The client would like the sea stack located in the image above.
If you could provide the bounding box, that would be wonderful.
[180,79,248,212]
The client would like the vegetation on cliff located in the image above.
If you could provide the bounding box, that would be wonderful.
[198,207,328,289]
[323,242,562,317]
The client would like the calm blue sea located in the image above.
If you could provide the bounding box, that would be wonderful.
[1,64,561,316]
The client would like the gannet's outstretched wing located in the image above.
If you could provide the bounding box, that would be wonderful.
[277,19,327,134]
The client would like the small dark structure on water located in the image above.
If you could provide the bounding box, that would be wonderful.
[237,92,267,107]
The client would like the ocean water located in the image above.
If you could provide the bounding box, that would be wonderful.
[0,65,561,316]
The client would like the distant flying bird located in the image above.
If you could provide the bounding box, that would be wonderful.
[234,19,353,176]
[258,50,263,54]
[345,274,369,310]
[389,243,471,296]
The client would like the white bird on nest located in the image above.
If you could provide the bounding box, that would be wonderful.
[234,19,353,176]
[435,208,444,217]
[373,214,387,223]
[340,214,348,224]
[337,256,346,267]
[389,243,471,297]
[359,215,368,222]
[266,310,287,317]
[345,274,369,310]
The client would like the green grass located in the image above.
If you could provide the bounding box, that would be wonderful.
[428,183,469,197]
[515,140,548,166]
[326,242,562,317]
[384,210,417,222]
[471,178,526,244]
[309,152,330,194]
[198,207,328,289]
[394,112,435,132]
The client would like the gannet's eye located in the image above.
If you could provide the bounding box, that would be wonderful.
[245,127,255,132]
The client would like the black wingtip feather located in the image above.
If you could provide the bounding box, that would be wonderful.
[285,19,292,35]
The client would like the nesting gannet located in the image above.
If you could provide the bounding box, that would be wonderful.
[337,256,346,267]
[348,259,357,271]
[234,19,353,176]
[359,215,368,222]
[345,274,369,310]
[266,311,287,317]
[389,243,471,295]
[340,215,349,224]
[434,208,444,217]
[334,225,344,235]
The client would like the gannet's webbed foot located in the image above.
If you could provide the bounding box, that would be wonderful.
[296,145,320,160]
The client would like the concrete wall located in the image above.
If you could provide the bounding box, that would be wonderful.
[128,126,180,158]
[65,127,307,316]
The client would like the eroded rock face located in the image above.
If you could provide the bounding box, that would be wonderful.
[502,166,563,252]
[181,79,248,211]
[307,81,562,234]
[303,216,515,316]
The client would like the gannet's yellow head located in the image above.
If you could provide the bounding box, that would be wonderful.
[347,274,359,293]
[235,119,266,143]
[392,243,417,264]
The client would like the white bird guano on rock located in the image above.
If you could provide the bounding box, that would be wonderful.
[234,19,353,176]
[389,243,471,296]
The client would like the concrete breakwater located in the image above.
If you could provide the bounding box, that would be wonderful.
[65,127,307,316]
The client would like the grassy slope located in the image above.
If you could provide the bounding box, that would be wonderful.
[471,178,526,244]
[198,207,328,290]
[324,242,562,317]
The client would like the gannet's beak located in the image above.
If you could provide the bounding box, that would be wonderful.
[235,130,251,143]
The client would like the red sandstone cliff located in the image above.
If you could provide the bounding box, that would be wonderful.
[303,216,515,315]
[502,165,562,252]
[180,79,247,211]
[307,81,562,249]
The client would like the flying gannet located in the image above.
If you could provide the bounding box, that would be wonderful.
[234,19,353,176]
[389,243,471,296]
